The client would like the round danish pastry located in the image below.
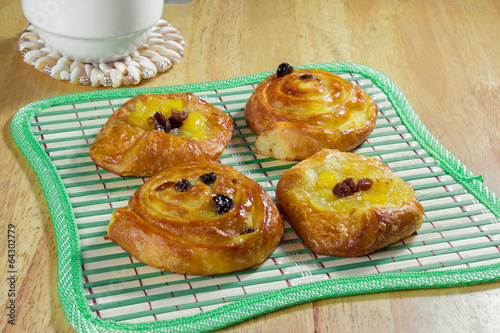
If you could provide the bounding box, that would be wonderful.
[276,149,424,257]
[89,92,234,177]
[107,162,284,275]
[244,63,378,161]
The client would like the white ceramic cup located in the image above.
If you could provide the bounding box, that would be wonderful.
[21,0,164,63]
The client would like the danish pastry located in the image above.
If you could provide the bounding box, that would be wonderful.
[107,162,284,275]
[244,63,377,160]
[276,149,423,257]
[89,93,234,177]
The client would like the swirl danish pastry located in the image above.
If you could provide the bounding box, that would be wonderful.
[89,92,234,177]
[276,149,424,257]
[107,162,284,275]
[245,63,377,160]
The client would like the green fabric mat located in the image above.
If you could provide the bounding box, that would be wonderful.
[10,62,500,333]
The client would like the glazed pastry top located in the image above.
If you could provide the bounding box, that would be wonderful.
[248,68,377,133]
[128,163,274,245]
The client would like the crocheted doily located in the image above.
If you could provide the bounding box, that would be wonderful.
[18,19,185,87]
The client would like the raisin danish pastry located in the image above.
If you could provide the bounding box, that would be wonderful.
[244,63,377,160]
[276,149,423,257]
[89,93,234,177]
[107,162,284,275]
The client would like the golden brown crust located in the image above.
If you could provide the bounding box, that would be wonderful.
[244,68,377,160]
[89,93,234,177]
[107,162,284,275]
[276,149,424,257]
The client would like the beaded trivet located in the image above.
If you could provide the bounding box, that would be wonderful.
[18,19,184,87]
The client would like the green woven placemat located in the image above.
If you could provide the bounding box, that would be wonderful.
[11,62,500,333]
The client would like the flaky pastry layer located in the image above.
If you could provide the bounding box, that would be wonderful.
[107,163,283,275]
[245,68,377,160]
[89,93,234,177]
[276,149,424,257]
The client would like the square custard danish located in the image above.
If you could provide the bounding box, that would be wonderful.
[89,92,234,177]
[276,149,424,257]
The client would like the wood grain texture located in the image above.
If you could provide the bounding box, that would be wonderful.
[1,0,499,332]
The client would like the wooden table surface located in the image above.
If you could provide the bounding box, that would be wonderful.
[1,0,500,332]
